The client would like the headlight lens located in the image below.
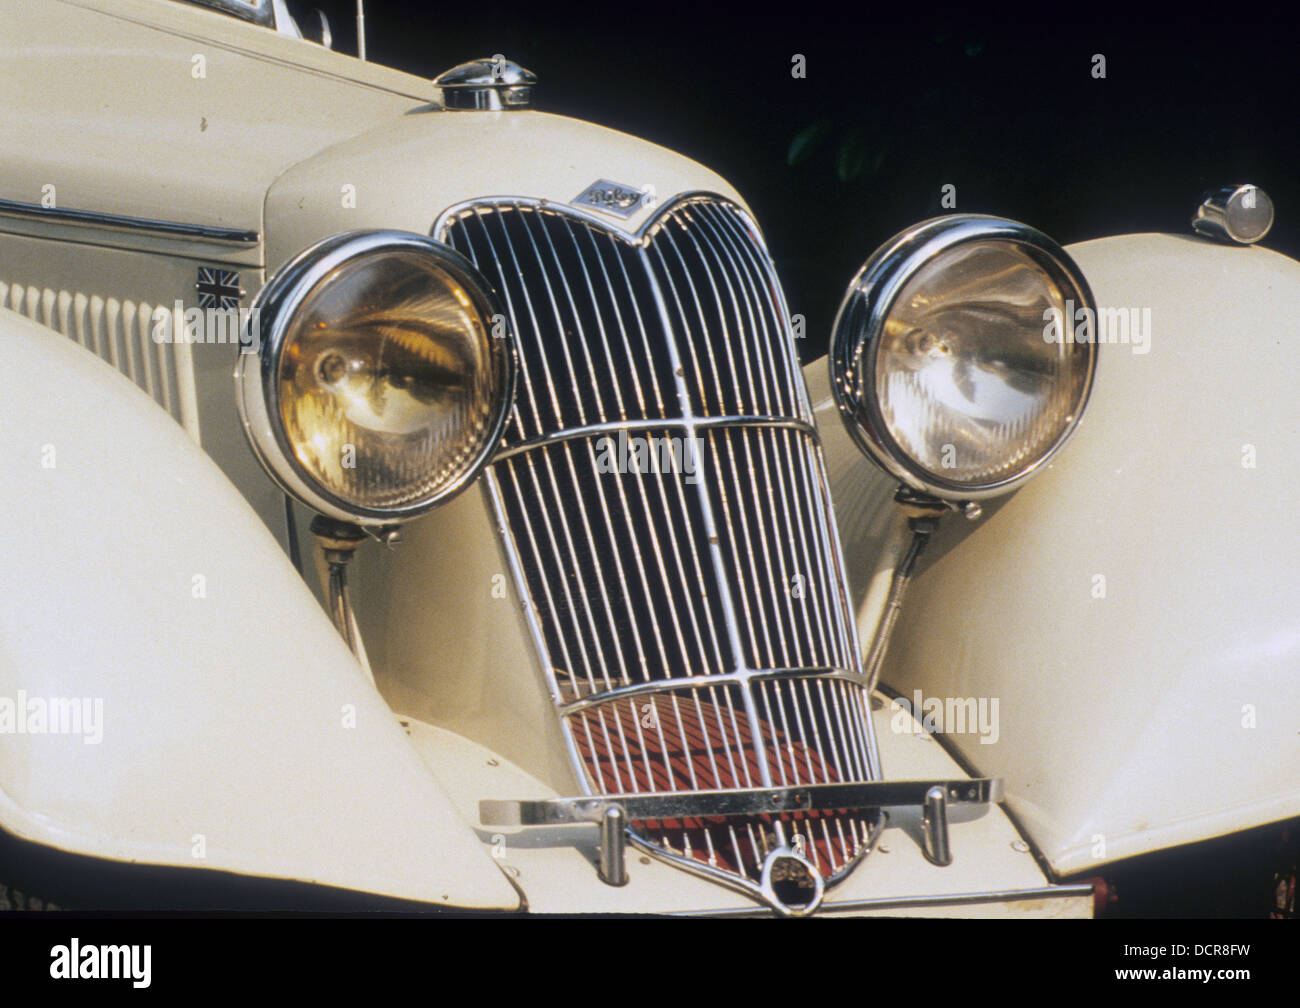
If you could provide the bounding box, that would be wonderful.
[830,215,1096,500]
[237,231,515,525]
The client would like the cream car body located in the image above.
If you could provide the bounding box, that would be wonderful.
[0,0,1291,916]
[824,234,1300,879]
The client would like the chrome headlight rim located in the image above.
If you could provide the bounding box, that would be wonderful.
[829,213,1098,502]
[236,229,516,526]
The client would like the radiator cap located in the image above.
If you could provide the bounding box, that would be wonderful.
[435,56,536,110]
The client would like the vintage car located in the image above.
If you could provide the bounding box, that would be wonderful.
[0,0,1295,918]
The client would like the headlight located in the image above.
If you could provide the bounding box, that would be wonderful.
[830,215,1096,501]
[236,230,515,525]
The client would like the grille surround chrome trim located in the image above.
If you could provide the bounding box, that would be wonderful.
[436,193,883,913]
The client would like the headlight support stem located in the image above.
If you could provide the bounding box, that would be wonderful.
[311,515,376,686]
[863,487,947,692]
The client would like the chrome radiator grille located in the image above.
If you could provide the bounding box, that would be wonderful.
[438,195,881,898]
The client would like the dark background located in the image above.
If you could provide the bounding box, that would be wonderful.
[290,2,1300,360]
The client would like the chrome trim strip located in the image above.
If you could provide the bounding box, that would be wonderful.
[678,883,1097,917]
[0,198,260,245]
[491,415,815,462]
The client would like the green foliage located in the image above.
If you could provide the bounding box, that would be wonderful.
[787,120,886,183]
[787,120,832,167]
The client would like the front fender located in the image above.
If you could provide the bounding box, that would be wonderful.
[819,233,1300,877]
[0,310,517,909]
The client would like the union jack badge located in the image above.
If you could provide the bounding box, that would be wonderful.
[195,266,242,310]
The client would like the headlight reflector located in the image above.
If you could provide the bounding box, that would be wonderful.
[237,230,515,525]
[830,215,1096,500]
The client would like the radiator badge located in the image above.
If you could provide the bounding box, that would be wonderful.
[572,179,648,219]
